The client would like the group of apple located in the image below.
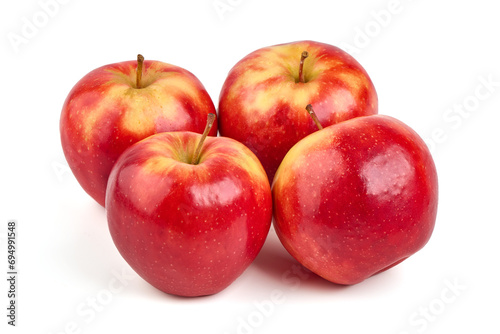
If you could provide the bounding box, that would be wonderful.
[60,40,438,297]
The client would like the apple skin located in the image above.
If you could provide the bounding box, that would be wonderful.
[60,59,217,207]
[218,40,378,182]
[105,131,272,297]
[272,115,438,285]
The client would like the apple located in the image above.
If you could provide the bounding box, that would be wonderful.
[60,55,217,207]
[272,108,438,285]
[218,40,378,182]
[106,114,272,297]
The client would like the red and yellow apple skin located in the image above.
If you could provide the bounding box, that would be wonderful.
[106,131,272,297]
[60,59,217,207]
[272,115,438,285]
[218,40,378,182]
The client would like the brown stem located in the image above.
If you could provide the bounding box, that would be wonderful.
[136,54,144,88]
[305,104,323,130]
[191,113,216,165]
[299,51,309,83]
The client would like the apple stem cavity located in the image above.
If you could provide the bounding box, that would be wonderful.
[306,104,323,130]
[191,113,216,165]
[298,51,309,83]
[136,54,145,89]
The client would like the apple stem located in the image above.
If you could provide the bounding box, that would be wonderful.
[136,54,144,89]
[191,113,216,165]
[298,51,309,83]
[305,104,323,130]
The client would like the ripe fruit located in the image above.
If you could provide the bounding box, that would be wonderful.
[106,115,272,296]
[60,55,217,206]
[272,109,438,285]
[218,40,378,181]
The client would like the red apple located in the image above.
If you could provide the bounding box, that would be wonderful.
[272,111,438,285]
[106,115,272,297]
[218,40,378,182]
[60,55,217,207]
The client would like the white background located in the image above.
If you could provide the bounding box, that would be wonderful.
[1,0,499,333]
